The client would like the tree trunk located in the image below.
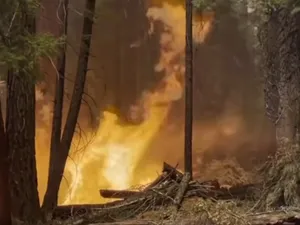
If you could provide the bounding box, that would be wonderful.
[6,69,41,222]
[42,0,96,214]
[0,100,11,225]
[184,0,193,177]
[7,69,40,220]
[42,0,68,214]
[259,4,300,208]
[5,4,41,222]
[171,0,194,209]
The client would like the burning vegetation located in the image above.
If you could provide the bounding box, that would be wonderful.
[34,0,268,207]
[2,0,300,224]
[36,0,217,205]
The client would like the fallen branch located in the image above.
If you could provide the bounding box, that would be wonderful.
[162,162,183,181]
[85,220,154,225]
[99,190,140,199]
[249,209,300,225]
[173,172,191,209]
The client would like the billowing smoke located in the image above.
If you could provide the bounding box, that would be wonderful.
[139,0,275,183]
[30,0,275,205]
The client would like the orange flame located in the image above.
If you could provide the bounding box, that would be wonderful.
[35,3,214,204]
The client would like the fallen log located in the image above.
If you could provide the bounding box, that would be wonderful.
[249,210,300,225]
[173,172,191,210]
[99,190,140,199]
[83,220,153,225]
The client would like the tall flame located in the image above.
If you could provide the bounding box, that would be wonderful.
[35,2,214,204]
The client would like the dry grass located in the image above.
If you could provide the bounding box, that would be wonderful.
[258,138,300,209]
[200,158,255,186]
[137,197,254,225]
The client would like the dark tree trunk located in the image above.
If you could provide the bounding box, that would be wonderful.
[260,8,280,127]
[259,4,300,208]
[184,0,193,177]
[5,4,41,222]
[6,69,41,222]
[0,100,11,225]
[42,0,96,214]
[42,0,68,214]
[172,0,194,209]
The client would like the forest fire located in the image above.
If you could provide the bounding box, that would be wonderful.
[34,2,214,205]
[2,0,300,224]
[62,105,170,204]
[2,0,300,223]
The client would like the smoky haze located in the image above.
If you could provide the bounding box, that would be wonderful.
[134,0,274,184]
[31,0,275,204]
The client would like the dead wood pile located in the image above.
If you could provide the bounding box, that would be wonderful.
[53,163,300,225]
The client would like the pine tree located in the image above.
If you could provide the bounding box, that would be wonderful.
[0,0,59,222]
[258,0,300,208]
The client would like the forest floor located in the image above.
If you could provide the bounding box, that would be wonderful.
[52,197,300,225]
[50,161,300,225]
[132,197,255,225]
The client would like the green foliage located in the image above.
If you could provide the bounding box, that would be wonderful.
[0,34,62,71]
[0,0,62,79]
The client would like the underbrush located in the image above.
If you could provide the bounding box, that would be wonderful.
[200,158,256,186]
[258,140,300,209]
[15,153,300,225]
[138,198,254,225]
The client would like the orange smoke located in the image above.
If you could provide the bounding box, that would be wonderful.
[35,3,214,204]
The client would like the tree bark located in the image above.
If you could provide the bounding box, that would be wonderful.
[259,4,300,208]
[42,0,96,214]
[6,70,41,222]
[171,0,194,209]
[42,0,68,213]
[5,3,41,222]
[0,100,11,225]
[184,0,193,177]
